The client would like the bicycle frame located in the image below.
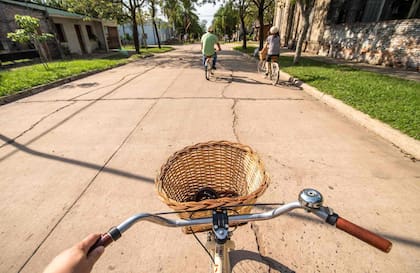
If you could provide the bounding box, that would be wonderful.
[90,189,392,273]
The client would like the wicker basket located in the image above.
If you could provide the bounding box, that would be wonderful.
[155,141,269,233]
[259,47,268,60]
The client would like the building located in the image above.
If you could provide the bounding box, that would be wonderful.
[119,21,172,47]
[274,0,420,69]
[0,0,120,61]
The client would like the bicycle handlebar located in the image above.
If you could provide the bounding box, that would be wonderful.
[335,216,392,252]
[88,191,392,254]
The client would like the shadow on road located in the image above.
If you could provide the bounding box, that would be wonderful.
[230,249,295,273]
[0,134,154,183]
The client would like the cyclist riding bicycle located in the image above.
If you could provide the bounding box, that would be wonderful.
[263,26,280,76]
[201,26,221,70]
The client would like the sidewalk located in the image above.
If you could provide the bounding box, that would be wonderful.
[228,44,420,159]
[281,49,420,82]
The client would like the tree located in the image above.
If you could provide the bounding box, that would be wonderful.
[213,1,239,38]
[149,0,161,48]
[234,0,251,49]
[33,0,127,22]
[293,0,315,64]
[160,0,203,39]
[252,0,274,50]
[121,0,146,54]
[7,15,54,69]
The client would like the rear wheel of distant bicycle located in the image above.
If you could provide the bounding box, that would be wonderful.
[271,62,280,85]
[205,57,213,80]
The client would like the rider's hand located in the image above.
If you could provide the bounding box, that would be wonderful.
[43,234,105,273]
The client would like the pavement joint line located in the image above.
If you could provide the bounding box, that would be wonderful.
[68,71,145,101]
[0,65,158,161]
[159,66,186,97]
[0,101,77,150]
[13,97,307,103]
[17,92,160,273]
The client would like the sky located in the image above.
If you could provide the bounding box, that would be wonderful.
[195,2,222,27]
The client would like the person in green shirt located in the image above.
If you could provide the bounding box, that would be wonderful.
[201,26,221,69]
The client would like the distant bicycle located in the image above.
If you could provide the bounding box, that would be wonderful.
[204,55,214,80]
[257,54,279,85]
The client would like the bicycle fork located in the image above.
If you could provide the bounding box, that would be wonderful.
[206,210,235,273]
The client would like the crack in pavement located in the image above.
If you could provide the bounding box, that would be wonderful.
[16,91,161,273]
[232,99,240,142]
[0,101,77,149]
[251,223,272,273]
[1,69,153,151]
[0,65,158,161]
[16,57,185,272]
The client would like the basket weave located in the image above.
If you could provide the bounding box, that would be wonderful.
[155,141,269,233]
[259,47,268,60]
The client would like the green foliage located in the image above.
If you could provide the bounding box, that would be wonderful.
[7,15,54,44]
[0,55,130,96]
[213,1,239,37]
[232,46,420,139]
[278,56,420,140]
[160,0,204,37]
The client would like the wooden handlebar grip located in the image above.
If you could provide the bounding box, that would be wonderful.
[336,217,392,253]
[88,233,113,254]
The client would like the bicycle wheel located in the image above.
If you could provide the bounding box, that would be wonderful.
[271,63,279,85]
[205,58,212,80]
[257,60,266,74]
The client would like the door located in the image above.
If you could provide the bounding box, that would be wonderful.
[107,27,120,49]
[74,24,86,54]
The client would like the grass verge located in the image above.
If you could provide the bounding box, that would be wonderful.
[120,45,174,54]
[0,47,174,97]
[234,47,420,140]
[0,53,130,97]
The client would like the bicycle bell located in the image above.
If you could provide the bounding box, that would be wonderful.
[299,188,323,209]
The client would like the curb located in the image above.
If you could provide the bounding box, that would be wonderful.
[234,49,420,160]
[0,53,154,106]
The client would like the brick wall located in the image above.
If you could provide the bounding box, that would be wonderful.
[318,19,420,70]
[0,2,60,58]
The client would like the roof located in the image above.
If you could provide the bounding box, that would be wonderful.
[0,0,88,20]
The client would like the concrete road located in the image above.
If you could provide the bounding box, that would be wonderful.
[0,44,419,273]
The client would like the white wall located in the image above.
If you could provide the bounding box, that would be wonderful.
[119,23,171,46]
[52,17,103,55]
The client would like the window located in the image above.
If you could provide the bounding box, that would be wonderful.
[86,25,96,40]
[54,24,66,42]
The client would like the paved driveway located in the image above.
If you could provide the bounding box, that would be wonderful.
[0,44,419,273]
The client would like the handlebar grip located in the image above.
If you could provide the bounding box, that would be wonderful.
[336,217,392,253]
[88,233,113,254]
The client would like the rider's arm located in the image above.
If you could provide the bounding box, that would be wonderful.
[43,234,104,273]
[216,42,221,51]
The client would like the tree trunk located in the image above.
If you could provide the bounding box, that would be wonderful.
[139,11,147,48]
[151,2,161,48]
[131,9,140,54]
[34,40,49,69]
[293,1,314,64]
[240,16,247,49]
[258,4,264,50]
[152,20,161,48]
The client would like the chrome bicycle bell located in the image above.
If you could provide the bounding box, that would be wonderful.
[299,188,323,209]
